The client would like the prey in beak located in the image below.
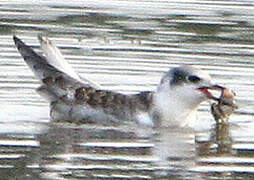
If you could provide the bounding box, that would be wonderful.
[198,85,236,106]
[198,85,238,122]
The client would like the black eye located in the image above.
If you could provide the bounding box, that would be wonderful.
[187,75,201,83]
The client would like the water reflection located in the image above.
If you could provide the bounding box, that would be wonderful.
[37,124,153,179]
[0,120,254,179]
[152,127,197,179]
[195,122,244,179]
[1,0,254,179]
[213,123,233,155]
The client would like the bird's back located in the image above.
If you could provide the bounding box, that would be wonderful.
[13,36,154,125]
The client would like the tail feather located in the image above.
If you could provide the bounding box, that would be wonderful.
[13,35,60,81]
[13,35,94,102]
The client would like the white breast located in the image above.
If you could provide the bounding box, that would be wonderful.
[152,85,199,128]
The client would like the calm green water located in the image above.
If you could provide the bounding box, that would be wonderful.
[0,0,254,179]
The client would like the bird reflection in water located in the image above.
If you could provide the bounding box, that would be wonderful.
[152,127,198,178]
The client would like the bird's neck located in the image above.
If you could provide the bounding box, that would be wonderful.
[152,87,198,128]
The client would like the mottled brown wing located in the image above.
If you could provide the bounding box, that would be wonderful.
[74,87,153,120]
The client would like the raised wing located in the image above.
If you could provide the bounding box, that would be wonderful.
[13,36,89,101]
[38,35,101,89]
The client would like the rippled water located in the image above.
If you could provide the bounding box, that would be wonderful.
[1,0,254,179]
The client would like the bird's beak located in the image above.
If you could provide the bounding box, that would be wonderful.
[197,84,234,101]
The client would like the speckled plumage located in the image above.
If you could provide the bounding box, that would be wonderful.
[14,35,156,125]
[13,35,227,128]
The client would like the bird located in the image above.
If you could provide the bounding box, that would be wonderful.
[13,35,228,128]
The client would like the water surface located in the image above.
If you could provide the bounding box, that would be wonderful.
[0,0,254,179]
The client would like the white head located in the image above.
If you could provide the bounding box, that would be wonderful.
[153,65,223,128]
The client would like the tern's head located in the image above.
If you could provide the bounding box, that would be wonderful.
[154,65,228,128]
[157,65,224,108]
